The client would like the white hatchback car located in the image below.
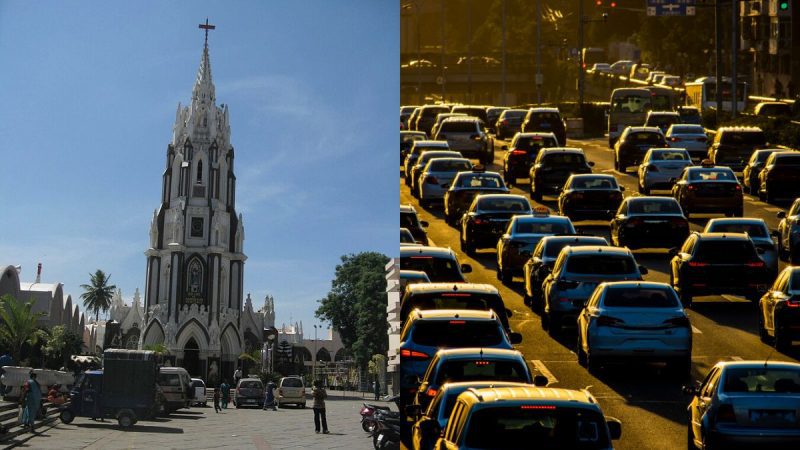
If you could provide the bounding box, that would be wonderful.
[637,148,693,195]
[278,376,306,408]
[577,281,692,378]
[665,124,709,161]
[417,157,472,207]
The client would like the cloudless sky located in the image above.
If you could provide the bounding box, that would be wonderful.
[0,1,398,331]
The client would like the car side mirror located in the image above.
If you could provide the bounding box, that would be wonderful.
[777,211,786,219]
[420,221,429,228]
[461,264,472,273]
[619,186,626,191]
[606,418,622,440]
[505,308,513,318]
[639,265,648,275]
[533,375,549,387]
[588,161,595,167]
[501,145,508,150]
[509,332,523,345]
[667,247,678,257]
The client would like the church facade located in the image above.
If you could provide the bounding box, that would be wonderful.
[140,33,271,383]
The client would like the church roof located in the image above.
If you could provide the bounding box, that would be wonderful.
[191,39,215,105]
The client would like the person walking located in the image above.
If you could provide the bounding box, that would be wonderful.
[20,372,42,432]
[263,380,277,411]
[312,380,329,434]
[220,379,230,409]
[374,379,381,401]
[213,388,221,413]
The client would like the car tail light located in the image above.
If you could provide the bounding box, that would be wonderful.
[669,137,681,142]
[716,404,736,423]
[511,149,527,156]
[647,164,659,172]
[425,176,439,184]
[473,218,488,225]
[597,316,624,327]
[688,261,708,267]
[426,387,438,397]
[400,349,430,360]
[786,300,800,308]
[746,261,764,268]
[521,405,556,410]
[449,320,466,325]
[687,185,695,191]
[664,316,690,328]
[501,119,508,126]
[734,184,741,190]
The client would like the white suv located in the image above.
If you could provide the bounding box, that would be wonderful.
[434,117,493,164]
[278,376,306,408]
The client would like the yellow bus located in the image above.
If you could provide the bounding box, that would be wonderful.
[684,77,747,112]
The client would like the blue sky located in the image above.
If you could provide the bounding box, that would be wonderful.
[0,1,398,331]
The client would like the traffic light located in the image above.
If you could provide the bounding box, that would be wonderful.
[779,1,789,11]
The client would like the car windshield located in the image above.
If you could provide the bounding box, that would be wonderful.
[516,137,557,151]
[158,374,181,386]
[435,360,527,385]
[694,240,757,263]
[670,125,704,135]
[630,132,663,144]
[240,381,263,389]
[720,132,766,146]
[649,115,678,125]
[401,229,416,243]
[707,223,767,238]
[282,378,303,388]
[477,198,529,212]
[503,110,527,119]
[628,199,682,214]
[411,321,504,347]
[689,169,735,181]
[464,407,610,449]
[543,153,585,166]
[603,287,679,308]
[651,151,689,161]
[458,174,503,188]
[400,212,419,228]
[611,95,650,113]
[531,112,561,121]
[400,256,464,282]
[566,255,636,275]
[429,160,472,172]
[571,177,617,189]
[441,122,479,133]
[722,368,800,393]
[515,221,570,234]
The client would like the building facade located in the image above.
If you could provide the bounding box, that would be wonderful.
[740,0,799,97]
[139,34,270,383]
[385,258,400,395]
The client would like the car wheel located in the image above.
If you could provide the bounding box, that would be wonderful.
[758,314,770,343]
[461,231,475,256]
[547,312,561,336]
[576,333,588,367]
[679,285,693,309]
[117,410,135,428]
[531,184,542,202]
[774,320,791,351]
[587,351,602,374]
[500,267,512,285]
[59,409,75,424]
[766,186,776,204]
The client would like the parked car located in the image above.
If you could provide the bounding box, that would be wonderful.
[277,376,306,408]
[190,378,207,407]
[158,367,191,413]
[234,378,265,408]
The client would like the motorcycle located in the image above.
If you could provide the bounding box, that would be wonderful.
[360,402,390,432]
[372,408,401,450]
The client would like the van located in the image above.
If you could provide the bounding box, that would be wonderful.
[158,367,191,413]
[278,376,306,408]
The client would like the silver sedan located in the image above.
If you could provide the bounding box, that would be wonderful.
[665,124,709,162]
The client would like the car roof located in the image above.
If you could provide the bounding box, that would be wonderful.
[541,235,608,246]
[405,282,499,295]
[715,360,800,371]
[407,309,500,321]
[512,214,571,224]
[528,107,560,113]
[401,131,427,136]
[400,270,429,278]
[627,196,678,203]
[515,132,557,138]
[400,246,457,258]
[239,378,262,383]
[539,147,584,155]
[716,126,764,133]
[695,232,752,241]
[462,386,600,408]
[400,204,418,213]
[625,126,663,133]
[648,111,680,116]
[706,218,766,227]
[442,116,483,123]
[600,280,672,290]
[434,348,523,359]
[563,245,631,256]
[475,193,528,201]
[569,173,615,180]
[413,140,449,147]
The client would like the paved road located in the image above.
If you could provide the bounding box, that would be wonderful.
[6,396,381,449]
[401,136,800,450]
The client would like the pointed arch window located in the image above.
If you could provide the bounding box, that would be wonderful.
[197,160,203,184]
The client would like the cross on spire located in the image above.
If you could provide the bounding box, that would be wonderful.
[199,18,215,47]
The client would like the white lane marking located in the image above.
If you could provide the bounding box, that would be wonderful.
[530,359,559,385]
[765,207,783,213]
[601,169,615,173]
[744,197,756,203]
[691,325,702,334]
[721,294,749,303]
[730,356,743,361]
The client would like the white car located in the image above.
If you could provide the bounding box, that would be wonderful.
[278,376,306,408]
[637,148,693,195]
[577,281,692,377]
[665,124,709,161]
[190,378,207,407]
[417,157,472,208]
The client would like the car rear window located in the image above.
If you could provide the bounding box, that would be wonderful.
[515,221,571,234]
[689,169,736,181]
[282,378,303,388]
[401,229,416,243]
[754,151,776,164]
[603,287,679,308]
[429,160,472,172]
[670,125,704,134]
[775,155,800,166]
[694,240,757,263]
[159,374,181,386]
[422,107,450,118]
[240,381,263,389]
[630,132,664,144]
[531,112,561,121]
[648,115,679,125]
[435,360,527,385]
[543,153,586,166]
[628,199,682,214]
[458,174,503,188]
[411,320,503,347]
[464,407,610,449]
[441,121,479,133]
[515,136,558,152]
[400,256,464,283]
[720,132,766,146]
[571,177,617,189]
[477,198,530,212]
[611,95,650,113]
[723,368,800,393]
[403,293,504,320]
[565,255,636,275]
[707,222,767,238]
[503,110,527,119]
[400,212,420,228]
[651,151,688,161]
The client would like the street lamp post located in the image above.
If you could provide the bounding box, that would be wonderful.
[313,324,318,382]
[402,2,423,105]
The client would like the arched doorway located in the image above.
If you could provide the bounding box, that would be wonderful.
[184,338,200,377]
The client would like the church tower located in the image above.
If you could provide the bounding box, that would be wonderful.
[141,23,260,381]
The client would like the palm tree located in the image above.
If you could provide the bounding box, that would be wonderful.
[0,295,46,362]
[80,269,117,322]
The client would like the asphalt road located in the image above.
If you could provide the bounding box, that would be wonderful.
[400,135,800,450]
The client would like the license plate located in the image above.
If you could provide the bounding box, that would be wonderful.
[643,220,666,224]
[750,410,795,423]
[540,122,551,128]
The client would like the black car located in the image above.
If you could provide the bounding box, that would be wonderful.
[758,151,800,203]
[485,106,508,134]
[495,108,527,139]
[401,131,427,164]
[400,246,472,283]
[523,235,609,311]
[459,194,532,255]
[708,126,767,173]
[669,232,771,307]
[501,132,559,185]
[451,105,489,127]
[415,105,452,137]
[613,126,666,172]
[758,266,800,350]
[672,163,743,219]
[557,174,624,221]
[529,148,594,202]
[443,169,509,226]
[401,204,429,245]
[610,197,689,250]
[521,107,567,146]
[742,149,779,195]
[776,198,800,264]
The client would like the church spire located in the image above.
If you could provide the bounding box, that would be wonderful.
[192,19,216,106]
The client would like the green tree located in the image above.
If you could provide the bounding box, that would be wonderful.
[315,252,389,369]
[80,269,117,321]
[41,325,84,369]
[0,295,46,362]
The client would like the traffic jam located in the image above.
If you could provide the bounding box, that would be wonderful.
[398,101,800,448]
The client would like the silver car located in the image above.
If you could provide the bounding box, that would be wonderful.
[685,361,800,449]
[637,148,694,195]
[410,150,463,197]
[434,116,494,164]
[417,157,472,207]
[577,281,691,376]
[703,217,779,280]
[665,124,709,161]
